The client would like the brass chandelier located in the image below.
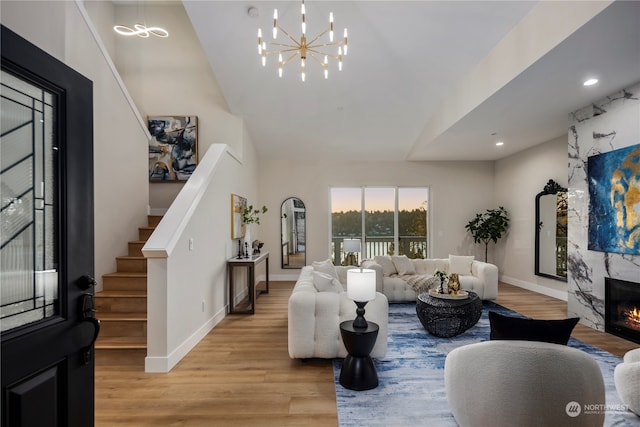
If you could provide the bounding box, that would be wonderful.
[257,0,348,82]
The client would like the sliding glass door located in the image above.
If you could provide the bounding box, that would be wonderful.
[330,187,429,264]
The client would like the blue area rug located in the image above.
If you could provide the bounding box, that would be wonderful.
[333,302,639,427]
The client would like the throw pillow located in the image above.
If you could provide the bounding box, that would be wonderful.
[374,255,397,276]
[312,271,343,293]
[449,255,474,275]
[391,255,416,275]
[312,259,339,280]
[489,311,580,345]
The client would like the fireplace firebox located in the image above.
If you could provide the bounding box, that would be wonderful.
[605,277,640,344]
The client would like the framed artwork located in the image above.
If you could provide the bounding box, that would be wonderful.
[231,194,247,239]
[148,115,198,182]
[588,143,640,255]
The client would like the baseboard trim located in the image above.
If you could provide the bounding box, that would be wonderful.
[145,305,226,373]
[500,275,568,301]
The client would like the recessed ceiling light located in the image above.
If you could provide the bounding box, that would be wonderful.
[495,141,504,147]
[583,78,599,86]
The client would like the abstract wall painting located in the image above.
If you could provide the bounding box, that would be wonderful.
[231,194,247,239]
[148,116,198,181]
[588,144,640,255]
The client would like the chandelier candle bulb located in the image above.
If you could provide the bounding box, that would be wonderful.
[343,29,348,55]
[273,9,278,39]
[258,29,262,54]
[330,13,334,41]
[324,55,329,79]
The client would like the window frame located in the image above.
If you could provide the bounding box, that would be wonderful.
[329,186,430,263]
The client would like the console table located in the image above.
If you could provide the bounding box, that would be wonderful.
[227,252,269,314]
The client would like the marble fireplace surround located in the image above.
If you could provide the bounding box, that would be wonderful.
[567,82,640,331]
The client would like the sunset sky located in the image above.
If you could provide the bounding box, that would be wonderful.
[331,187,428,212]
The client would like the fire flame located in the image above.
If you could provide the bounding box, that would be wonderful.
[627,307,640,325]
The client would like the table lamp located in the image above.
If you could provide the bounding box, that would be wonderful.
[343,238,361,266]
[347,268,376,328]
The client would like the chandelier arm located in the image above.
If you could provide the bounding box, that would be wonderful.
[270,41,299,48]
[307,52,327,66]
[264,49,298,56]
[307,48,341,60]
[276,24,300,46]
[280,52,298,66]
[307,40,345,50]
[305,28,330,46]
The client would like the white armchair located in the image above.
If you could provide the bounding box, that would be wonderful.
[615,347,640,415]
[445,340,605,427]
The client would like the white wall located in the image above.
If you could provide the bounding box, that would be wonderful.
[1,1,150,289]
[144,142,259,372]
[82,2,261,371]
[109,2,242,212]
[258,159,495,280]
[567,81,640,330]
[494,136,569,300]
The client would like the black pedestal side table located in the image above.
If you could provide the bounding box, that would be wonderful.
[339,320,379,391]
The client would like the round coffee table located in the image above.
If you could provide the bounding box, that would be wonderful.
[416,291,482,337]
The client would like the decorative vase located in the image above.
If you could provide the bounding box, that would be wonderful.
[244,225,251,257]
[448,273,460,294]
[438,278,448,294]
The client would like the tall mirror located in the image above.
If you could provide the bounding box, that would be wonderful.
[281,197,306,269]
[535,179,568,281]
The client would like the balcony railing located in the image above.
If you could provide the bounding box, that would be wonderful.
[331,236,427,265]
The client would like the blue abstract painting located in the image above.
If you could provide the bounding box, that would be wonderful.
[588,144,640,255]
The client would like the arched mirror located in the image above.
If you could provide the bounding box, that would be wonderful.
[535,179,568,281]
[281,197,306,269]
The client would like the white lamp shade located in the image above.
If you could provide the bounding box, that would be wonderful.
[347,268,376,302]
[343,238,361,253]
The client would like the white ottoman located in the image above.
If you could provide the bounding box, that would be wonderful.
[615,348,640,415]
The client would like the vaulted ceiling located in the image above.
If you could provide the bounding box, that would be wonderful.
[182,0,639,162]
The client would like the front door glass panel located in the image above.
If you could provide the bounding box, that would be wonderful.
[1,69,59,332]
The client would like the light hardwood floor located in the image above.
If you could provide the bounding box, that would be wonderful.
[95,281,637,426]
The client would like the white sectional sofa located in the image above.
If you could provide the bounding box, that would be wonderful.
[362,255,499,301]
[287,262,388,359]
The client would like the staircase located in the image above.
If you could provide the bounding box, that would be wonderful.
[94,215,161,366]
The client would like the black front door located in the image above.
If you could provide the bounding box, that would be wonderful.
[1,26,97,427]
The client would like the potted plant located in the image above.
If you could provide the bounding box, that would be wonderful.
[242,205,268,225]
[240,205,268,257]
[465,206,509,262]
